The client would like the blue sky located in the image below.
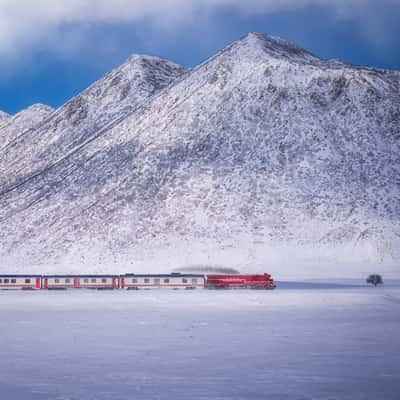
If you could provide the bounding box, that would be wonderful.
[0,0,399,115]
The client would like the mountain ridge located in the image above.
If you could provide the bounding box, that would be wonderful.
[0,54,187,191]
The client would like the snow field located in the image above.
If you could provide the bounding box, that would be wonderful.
[0,285,399,399]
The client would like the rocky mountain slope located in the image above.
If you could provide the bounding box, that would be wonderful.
[0,104,54,150]
[0,33,399,277]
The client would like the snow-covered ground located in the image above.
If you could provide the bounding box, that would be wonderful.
[1,283,399,399]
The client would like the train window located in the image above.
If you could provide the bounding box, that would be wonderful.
[101,278,107,283]
[84,278,89,283]
[0,279,2,283]
[192,278,198,284]
[65,279,70,284]
[164,279,170,283]
[182,278,188,283]
[131,279,138,283]
[154,278,160,284]
[55,279,60,283]
[91,278,97,283]
[11,279,16,283]
[144,278,150,283]
[4,279,9,283]
[25,279,31,284]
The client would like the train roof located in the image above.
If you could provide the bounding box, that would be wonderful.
[0,273,205,277]
[0,274,42,277]
[43,274,119,278]
[123,273,205,278]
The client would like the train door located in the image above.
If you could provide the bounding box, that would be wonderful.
[112,277,118,289]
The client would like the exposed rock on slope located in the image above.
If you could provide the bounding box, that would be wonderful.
[0,33,399,277]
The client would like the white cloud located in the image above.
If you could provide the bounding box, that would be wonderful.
[0,0,397,61]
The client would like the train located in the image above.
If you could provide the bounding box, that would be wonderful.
[0,273,276,290]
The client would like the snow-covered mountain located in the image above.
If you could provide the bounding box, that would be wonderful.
[0,104,54,150]
[0,110,10,122]
[0,33,399,278]
[0,55,186,189]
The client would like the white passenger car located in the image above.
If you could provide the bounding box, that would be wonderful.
[121,273,205,290]
[75,275,119,289]
[0,275,42,290]
[43,275,119,289]
[43,276,76,289]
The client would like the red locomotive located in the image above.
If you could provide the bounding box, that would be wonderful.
[206,273,276,289]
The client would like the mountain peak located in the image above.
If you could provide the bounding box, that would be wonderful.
[1,104,53,125]
[24,103,54,113]
[8,103,54,122]
[232,32,321,64]
[0,110,10,121]
[88,53,186,97]
[126,53,182,67]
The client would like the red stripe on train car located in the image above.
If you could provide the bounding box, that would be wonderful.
[78,284,114,287]
[123,283,204,287]
[46,284,75,287]
[0,284,39,287]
